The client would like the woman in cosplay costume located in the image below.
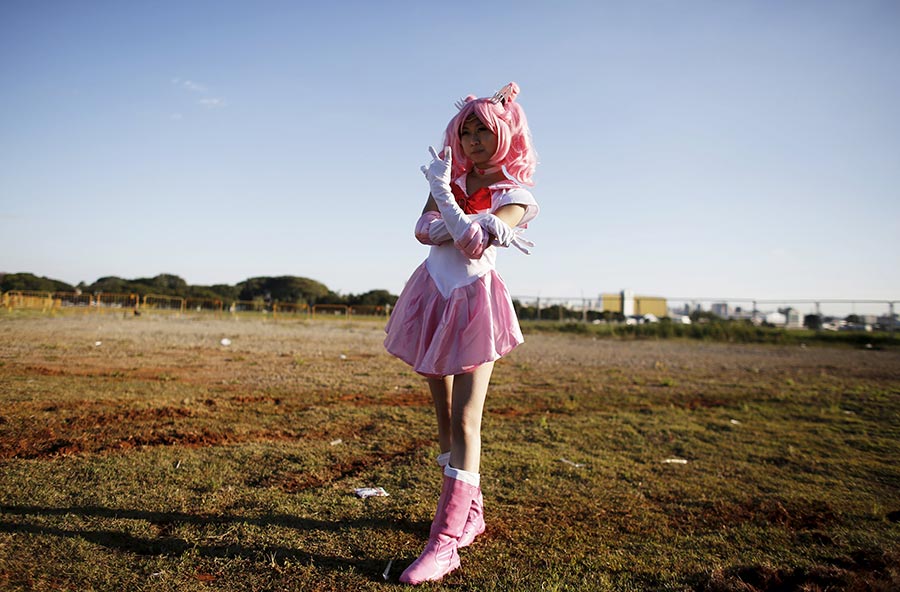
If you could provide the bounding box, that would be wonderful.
[383,82,539,585]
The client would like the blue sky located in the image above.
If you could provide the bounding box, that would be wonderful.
[2,0,898,304]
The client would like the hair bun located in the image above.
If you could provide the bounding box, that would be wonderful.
[505,82,520,102]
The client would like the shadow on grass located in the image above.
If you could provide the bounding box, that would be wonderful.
[0,504,422,582]
[691,550,900,592]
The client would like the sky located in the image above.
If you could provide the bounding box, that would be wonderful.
[2,0,899,307]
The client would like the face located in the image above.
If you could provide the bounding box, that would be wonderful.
[459,115,498,167]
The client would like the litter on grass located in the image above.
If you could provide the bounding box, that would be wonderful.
[382,559,393,580]
[94,341,102,347]
[220,338,232,346]
[330,438,343,446]
[730,419,742,425]
[662,458,688,464]
[559,458,586,468]
[355,487,389,499]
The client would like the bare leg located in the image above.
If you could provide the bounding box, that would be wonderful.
[449,362,494,473]
[427,376,453,454]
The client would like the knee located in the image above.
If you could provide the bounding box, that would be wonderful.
[451,415,482,442]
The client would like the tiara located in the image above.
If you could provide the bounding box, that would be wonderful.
[490,83,517,106]
[454,83,518,110]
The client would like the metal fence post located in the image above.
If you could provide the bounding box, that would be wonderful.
[891,302,896,336]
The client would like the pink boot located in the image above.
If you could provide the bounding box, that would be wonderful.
[400,470,479,585]
[436,453,485,548]
[457,488,485,548]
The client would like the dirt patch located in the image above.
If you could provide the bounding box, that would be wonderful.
[1,427,300,460]
[699,549,900,591]
[336,390,428,408]
[231,395,283,405]
[677,396,728,409]
[490,396,575,418]
[253,438,431,492]
[660,496,840,532]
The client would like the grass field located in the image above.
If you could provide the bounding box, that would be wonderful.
[1,315,898,591]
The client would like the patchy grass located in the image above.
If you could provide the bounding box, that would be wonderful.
[0,316,898,591]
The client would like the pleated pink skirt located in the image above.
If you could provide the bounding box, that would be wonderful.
[384,262,524,378]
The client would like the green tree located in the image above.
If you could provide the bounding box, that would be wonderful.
[349,289,398,307]
[0,273,75,293]
[236,276,330,305]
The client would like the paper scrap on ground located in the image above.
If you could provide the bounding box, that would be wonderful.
[730,419,742,425]
[220,338,231,346]
[330,438,343,446]
[662,458,688,464]
[559,458,586,468]
[355,487,389,499]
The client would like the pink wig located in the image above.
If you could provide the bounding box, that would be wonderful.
[442,82,538,186]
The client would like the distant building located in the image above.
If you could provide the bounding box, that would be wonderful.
[600,290,667,317]
[876,314,897,331]
[731,308,755,321]
[785,308,802,329]
[765,311,786,326]
[711,302,729,318]
[763,308,803,329]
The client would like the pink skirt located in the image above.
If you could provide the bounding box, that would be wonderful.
[384,262,524,377]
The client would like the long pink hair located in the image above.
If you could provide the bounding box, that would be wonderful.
[442,82,537,186]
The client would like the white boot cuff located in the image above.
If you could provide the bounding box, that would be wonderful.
[444,464,480,488]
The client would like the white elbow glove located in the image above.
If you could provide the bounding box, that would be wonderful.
[421,146,489,258]
[479,214,535,255]
[479,214,515,247]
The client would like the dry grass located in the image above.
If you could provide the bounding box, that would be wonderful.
[1,315,898,591]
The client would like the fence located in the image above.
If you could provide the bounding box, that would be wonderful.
[95,292,139,311]
[272,303,309,320]
[511,295,898,333]
[2,291,139,313]
[186,298,223,315]
[4,289,893,332]
[143,294,185,313]
[312,304,349,319]
[1,290,393,321]
[349,304,388,317]
[2,290,56,312]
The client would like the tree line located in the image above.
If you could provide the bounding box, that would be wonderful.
[0,272,398,308]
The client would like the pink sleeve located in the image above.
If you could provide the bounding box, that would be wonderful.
[414,211,442,245]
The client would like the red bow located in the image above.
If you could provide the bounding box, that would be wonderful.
[451,184,492,215]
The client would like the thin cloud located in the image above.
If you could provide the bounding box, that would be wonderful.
[198,98,226,108]
[171,77,207,93]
